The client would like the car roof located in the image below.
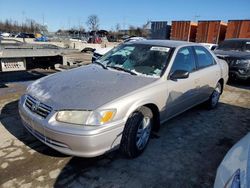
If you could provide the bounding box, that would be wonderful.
[131,39,195,48]
[200,43,217,46]
[224,38,250,42]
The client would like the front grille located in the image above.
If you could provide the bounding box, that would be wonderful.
[25,95,52,118]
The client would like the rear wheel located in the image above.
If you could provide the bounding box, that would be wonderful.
[120,106,153,158]
[206,82,222,109]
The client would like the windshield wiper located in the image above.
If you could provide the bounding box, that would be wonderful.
[107,65,137,75]
[93,61,107,69]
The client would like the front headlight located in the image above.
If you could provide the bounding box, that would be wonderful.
[56,110,91,125]
[56,109,116,126]
[235,59,250,67]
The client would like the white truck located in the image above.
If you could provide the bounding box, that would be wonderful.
[0,38,74,72]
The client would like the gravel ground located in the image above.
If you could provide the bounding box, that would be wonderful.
[0,69,249,188]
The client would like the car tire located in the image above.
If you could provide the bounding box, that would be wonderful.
[206,82,222,109]
[120,106,153,158]
[81,47,95,53]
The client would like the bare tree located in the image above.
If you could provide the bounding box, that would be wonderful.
[86,15,99,31]
[128,25,136,36]
[0,18,48,33]
[127,22,150,38]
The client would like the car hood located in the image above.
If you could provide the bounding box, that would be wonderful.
[214,50,250,59]
[214,133,250,188]
[27,64,157,110]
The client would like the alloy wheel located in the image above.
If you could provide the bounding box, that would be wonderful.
[136,117,152,150]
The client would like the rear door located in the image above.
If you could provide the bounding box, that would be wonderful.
[193,46,221,100]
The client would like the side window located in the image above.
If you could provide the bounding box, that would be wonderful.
[171,47,196,73]
[194,46,215,69]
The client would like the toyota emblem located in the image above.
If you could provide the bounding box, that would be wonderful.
[31,101,40,112]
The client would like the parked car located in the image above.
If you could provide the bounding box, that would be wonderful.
[69,37,87,43]
[34,36,48,42]
[200,43,218,51]
[92,47,114,63]
[9,33,17,37]
[214,133,250,188]
[0,32,10,37]
[121,35,130,40]
[15,33,35,38]
[88,36,102,44]
[19,40,228,158]
[92,38,146,63]
[214,38,250,81]
[123,37,146,43]
[81,47,96,53]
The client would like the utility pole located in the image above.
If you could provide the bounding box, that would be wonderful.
[194,15,201,22]
[68,18,71,30]
[78,18,81,38]
[42,13,45,26]
[123,17,126,34]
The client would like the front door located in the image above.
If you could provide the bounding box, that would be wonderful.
[163,47,201,120]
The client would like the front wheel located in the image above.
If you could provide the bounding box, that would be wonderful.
[120,106,153,158]
[206,82,222,109]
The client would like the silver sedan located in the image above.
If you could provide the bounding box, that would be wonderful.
[19,40,229,158]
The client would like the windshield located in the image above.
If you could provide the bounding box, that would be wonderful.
[217,40,243,51]
[98,43,172,77]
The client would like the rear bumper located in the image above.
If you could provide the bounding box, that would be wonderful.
[18,96,125,157]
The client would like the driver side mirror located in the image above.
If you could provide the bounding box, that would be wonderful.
[170,70,189,80]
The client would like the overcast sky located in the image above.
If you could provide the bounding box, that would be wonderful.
[0,0,249,31]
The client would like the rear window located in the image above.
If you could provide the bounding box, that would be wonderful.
[194,46,215,69]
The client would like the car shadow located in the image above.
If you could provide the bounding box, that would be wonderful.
[0,100,66,157]
[0,70,54,84]
[54,151,123,187]
[227,79,250,90]
[53,102,250,187]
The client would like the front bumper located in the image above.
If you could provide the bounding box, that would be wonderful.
[227,60,250,80]
[18,95,125,157]
[229,67,250,80]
